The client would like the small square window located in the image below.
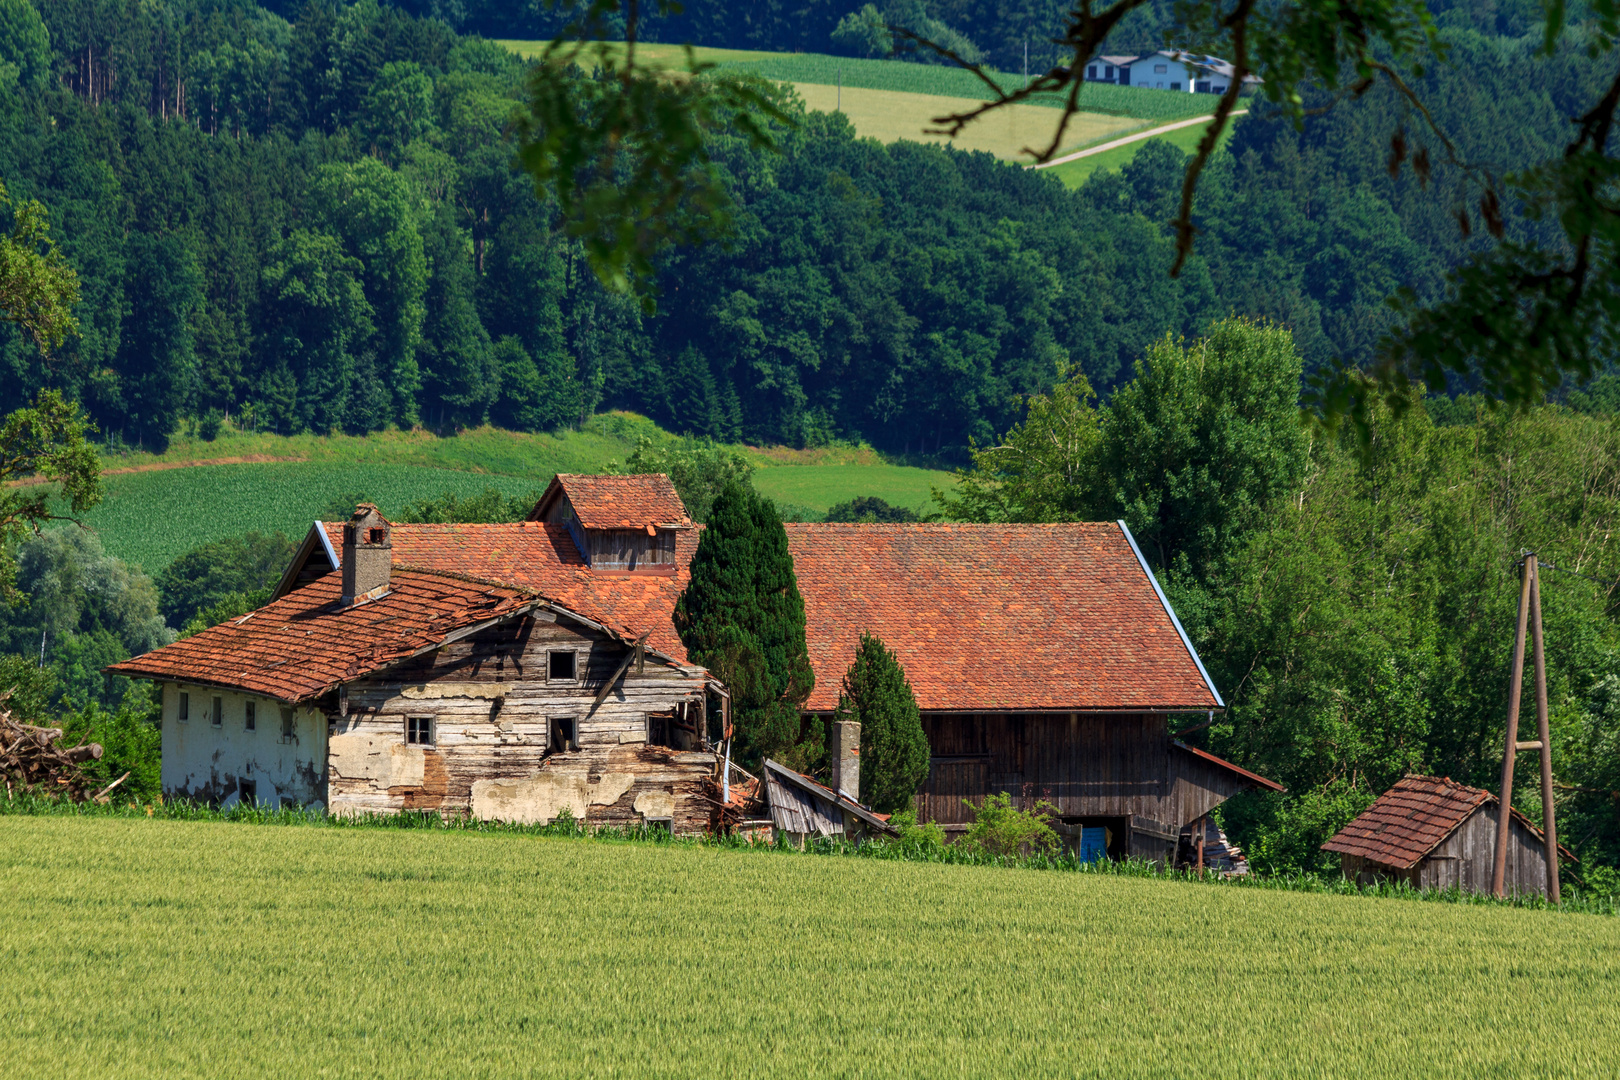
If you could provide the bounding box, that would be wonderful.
[548,650,577,681]
[551,717,577,753]
[367,527,385,543]
[280,707,296,740]
[178,692,190,722]
[211,696,223,727]
[1087,64,1097,79]
[406,716,434,745]
[1154,63,1168,73]
[245,701,256,731]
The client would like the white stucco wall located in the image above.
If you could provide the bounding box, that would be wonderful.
[160,683,328,808]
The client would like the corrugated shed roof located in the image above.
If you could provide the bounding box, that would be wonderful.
[534,473,690,530]
[108,569,540,703]
[1321,774,1571,869]
[784,522,1221,712]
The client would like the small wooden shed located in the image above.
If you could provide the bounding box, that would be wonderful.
[1322,775,1572,896]
[761,759,896,847]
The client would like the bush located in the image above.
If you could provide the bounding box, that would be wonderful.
[961,792,1061,857]
[825,495,918,523]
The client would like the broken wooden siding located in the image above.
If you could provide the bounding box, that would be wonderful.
[915,712,1252,831]
[326,613,714,832]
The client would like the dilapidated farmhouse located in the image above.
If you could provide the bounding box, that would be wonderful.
[1322,774,1573,896]
[112,473,1280,852]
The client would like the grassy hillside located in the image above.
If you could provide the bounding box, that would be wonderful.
[1043,120,1240,188]
[4,816,1617,1078]
[497,41,1214,159]
[46,415,952,572]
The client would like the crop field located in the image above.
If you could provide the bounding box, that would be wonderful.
[72,463,551,573]
[3,816,1617,1079]
[37,416,954,571]
[792,83,1139,158]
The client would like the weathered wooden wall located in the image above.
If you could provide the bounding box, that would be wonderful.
[1345,808,1554,896]
[544,493,677,570]
[915,712,1246,833]
[326,612,714,832]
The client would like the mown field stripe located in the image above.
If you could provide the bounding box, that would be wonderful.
[2,816,1616,1079]
[1031,109,1248,169]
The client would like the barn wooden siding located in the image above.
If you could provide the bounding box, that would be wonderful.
[916,712,1247,841]
[1342,807,1555,897]
[326,612,713,832]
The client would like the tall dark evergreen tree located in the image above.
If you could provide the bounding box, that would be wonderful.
[837,631,929,813]
[673,480,817,769]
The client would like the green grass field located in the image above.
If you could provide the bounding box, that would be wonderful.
[1042,119,1241,188]
[39,415,954,572]
[752,462,944,515]
[3,816,1617,1078]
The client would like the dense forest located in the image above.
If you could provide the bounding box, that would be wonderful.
[0,0,1611,457]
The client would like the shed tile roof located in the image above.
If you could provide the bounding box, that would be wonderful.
[108,569,539,703]
[1321,774,1570,869]
[535,473,690,530]
[317,521,696,661]
[784,522,1220,712]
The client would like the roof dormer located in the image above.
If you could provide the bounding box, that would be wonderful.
[530,474,691,574]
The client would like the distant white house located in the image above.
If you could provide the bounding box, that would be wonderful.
[1086,50,1262,94]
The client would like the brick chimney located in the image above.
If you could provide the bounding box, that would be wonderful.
[341,504,392,605]
[830,720,860,801]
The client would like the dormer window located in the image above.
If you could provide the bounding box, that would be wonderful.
[529,473,691,573]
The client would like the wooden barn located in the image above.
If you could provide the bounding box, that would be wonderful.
[1321,774,1573,896]
[783,521,1282,862]
[112,474,1281,851]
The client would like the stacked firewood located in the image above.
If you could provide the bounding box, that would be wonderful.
[0,696,114,802]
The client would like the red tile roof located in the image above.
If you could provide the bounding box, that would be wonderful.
[784,522,1220,712]
[193,516,1220,714]
[534,473,690,530]
[317,521,697,661]
[1321,775,1570,868]
[108,569,540,703]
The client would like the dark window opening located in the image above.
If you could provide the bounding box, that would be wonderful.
[648,715,674,748]
[549,650,577,681]
[245,701,256,731]
[1170,81,1181,90]
[551,717,578,753]
[178,692,190,721]
[1087,64,1097,78]
[367,527,385,544]
[212,696,223,727]
[406,716,434,745]
[238,780,256,805]
[281,707,296,740]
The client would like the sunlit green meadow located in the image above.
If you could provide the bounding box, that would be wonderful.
[3,816,1616,1078]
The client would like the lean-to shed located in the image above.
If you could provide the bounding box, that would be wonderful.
[1321,774,1573,896]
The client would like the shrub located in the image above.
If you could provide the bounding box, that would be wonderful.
[961,792,1061,857]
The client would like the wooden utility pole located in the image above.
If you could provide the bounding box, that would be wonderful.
[1492,554,1561,902]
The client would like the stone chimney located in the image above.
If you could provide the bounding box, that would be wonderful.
[830,720,860,801]
[341,504,392,605]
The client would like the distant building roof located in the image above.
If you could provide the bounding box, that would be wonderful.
[1322,775,1571,869]
[532,473,690,530]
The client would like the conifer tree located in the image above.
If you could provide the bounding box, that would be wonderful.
[673,481,817,769]
[837,632,929,814]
